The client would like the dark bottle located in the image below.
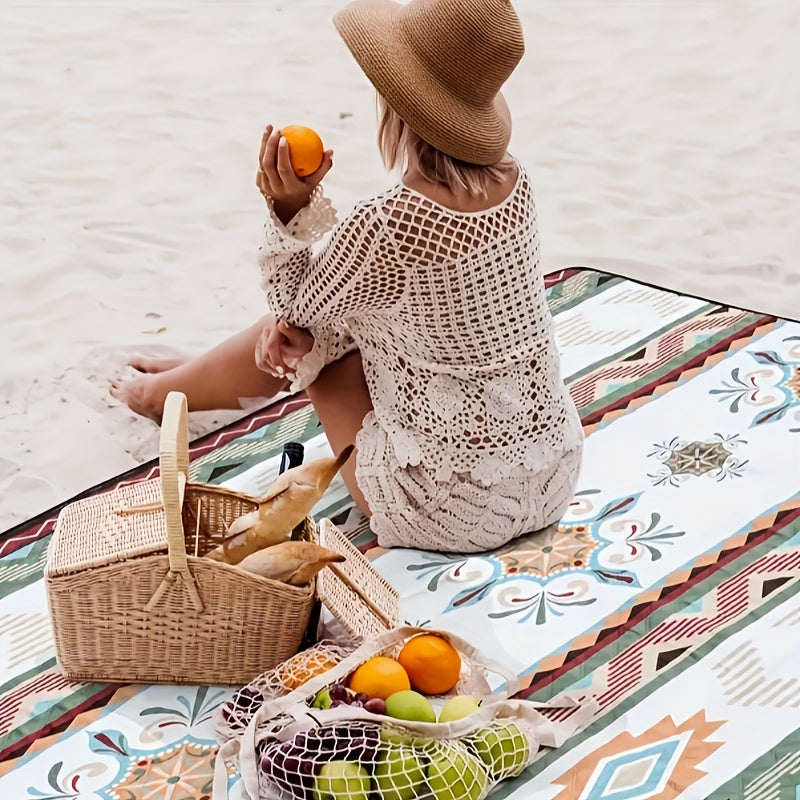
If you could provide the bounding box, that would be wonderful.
[278,442,304,474]
[279,441,309,539]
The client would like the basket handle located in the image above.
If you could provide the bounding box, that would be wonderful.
[145,391,203,613]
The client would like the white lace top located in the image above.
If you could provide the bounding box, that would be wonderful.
[258,164,583,491]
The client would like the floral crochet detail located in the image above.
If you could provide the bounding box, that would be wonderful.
[258,164,583,550]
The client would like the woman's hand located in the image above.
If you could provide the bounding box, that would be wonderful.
[255,125,333,225]
[255,318,315,378]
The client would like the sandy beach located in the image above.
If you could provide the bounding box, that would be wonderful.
[1,0,798,531]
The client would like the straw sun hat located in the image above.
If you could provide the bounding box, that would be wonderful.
[334,0,525,166]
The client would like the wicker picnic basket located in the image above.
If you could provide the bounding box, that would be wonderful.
[45,392,318,686]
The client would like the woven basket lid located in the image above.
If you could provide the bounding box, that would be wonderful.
[46,478,169,578]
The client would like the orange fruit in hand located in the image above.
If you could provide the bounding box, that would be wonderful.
[348,655,411,700]
[398,633,462,695]
[281,125,324,177]
[279,648,340,691]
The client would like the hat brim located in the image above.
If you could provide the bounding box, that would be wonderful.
[333,0,511,165]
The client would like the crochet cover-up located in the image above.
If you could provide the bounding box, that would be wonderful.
[258,163,583,552]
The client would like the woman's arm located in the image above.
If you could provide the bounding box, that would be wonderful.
[260,198,400,327]
[257,126,404,326]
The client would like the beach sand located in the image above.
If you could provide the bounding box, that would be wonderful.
[1,1,798,530]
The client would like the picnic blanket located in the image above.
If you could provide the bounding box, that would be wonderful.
[1,267,799,799]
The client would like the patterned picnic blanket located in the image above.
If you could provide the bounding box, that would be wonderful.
[1,267,799,799]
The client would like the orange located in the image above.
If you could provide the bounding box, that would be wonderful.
[279,648,340,691]
[397,633,462,695]
[281,125,324,177]
[348,655,411,700]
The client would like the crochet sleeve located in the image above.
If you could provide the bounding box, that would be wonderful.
[258,188,402,389]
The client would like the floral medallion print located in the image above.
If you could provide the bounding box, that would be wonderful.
[647,433,748,487]
[710,335,800,428]
[406,490,684,623]
[107,739,216,800]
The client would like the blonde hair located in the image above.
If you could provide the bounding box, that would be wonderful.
[376,97,515,196]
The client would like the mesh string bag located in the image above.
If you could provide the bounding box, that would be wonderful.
[254,719,541,800]
[214,626,595,800]
[217,639,358,744]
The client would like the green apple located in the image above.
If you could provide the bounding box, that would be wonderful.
[438,695,480,723]
[379,723,435,750]
[374,747,426,800]
[312,687,332,710]
[312,760,371,800]
[426,746,487,800]
[468,721,530,780]
[385,690,436,724]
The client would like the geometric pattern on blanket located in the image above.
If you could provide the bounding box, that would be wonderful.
[1,267,798,800]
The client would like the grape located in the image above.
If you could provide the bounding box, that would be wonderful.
[354,693,369,704]
[275,754,314,777]
[220,686,262,723]
[350,699,364,708]
[364,697,387,715]
[233,686,263,710]
[332,724,382,763]
[313,723,381,762]
[294,731,330,753]
[261,723,384,799]
[259,740,317,800]
[330,699,347,708]
[328,683,350,702]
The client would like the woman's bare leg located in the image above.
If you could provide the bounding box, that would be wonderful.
[305,351,372,515]
[129,354,189,373]
[110,316,289,422]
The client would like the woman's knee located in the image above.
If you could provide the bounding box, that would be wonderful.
[304,351,373,516]
[306,351,367,398]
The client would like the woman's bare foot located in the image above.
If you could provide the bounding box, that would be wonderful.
[109,318,291,423]
[109,370,167,423]
[129,354,189,374]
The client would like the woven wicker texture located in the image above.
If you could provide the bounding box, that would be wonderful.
[46,478,165,577]
[45,392,318,685]
[317,518,399,641]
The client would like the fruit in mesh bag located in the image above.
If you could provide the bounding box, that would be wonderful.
[374,746,426,800]
[384,690,436,723]
[303,723,382,763]
[364,697,387,714]
[280,647,341,691]
[379,723,435,750]
[348,656,411,700]
[312,760,371,800]
[312,681,378,710]
[467,721,531,780]
[426,744,488,800]
[260,739,317,799]
[260,723,381,799]
[397,633,462,695]
[312,687,333,710]
[219,685,263,724]
[438,695,480,723]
